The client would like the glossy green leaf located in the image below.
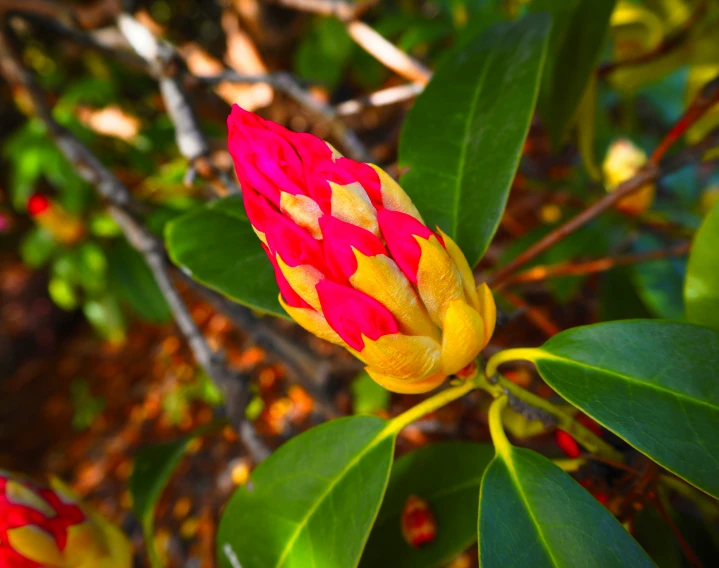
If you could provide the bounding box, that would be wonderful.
[533,320,719,498]
[130,435,193,568]
[218,416,396,568]
[478,446,654,566]
[685,201,719,329]
[108,239,171,323]
[166,196,284,318]
[361,442,494,568]
[399,14,551,267]
[530,0,617,146]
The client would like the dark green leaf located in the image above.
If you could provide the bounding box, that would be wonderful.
[479,446,654,566]
[399,14,551,267]
[361,442,494,568]
[530,0,618,146]
[166,196,284,318]
[108,239,171,323]
[217,416,395,568]
[534,320,719,498]
[686,201,719,329]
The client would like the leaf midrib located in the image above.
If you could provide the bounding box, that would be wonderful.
[501,452,561,567]
[273,422,394,568]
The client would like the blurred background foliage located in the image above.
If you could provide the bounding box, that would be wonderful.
[1,0,719,566]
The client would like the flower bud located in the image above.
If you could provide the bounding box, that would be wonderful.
[0,470,131,567]
[602,139,655,215]
[27,194,85,245]
[228,106,497,393]
[401,495,436,548]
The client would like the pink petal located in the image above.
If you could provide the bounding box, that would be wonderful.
[262,243,310,308]
[320,216,386,281]
[316,280,398,350]
[377,209,435,284]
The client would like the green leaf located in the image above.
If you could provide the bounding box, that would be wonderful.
[530,0,618,146]
[361,442,494,568]
[294,17,354,89]
[20,227,56,268]
[399,14,551,267]
[351,371,391,415]
[108,239,171,323]
[166,196,284,318]
[130,428,212,568]
[686,200,719,329]
[532,320,719,498]
[478,446,654,566]
[217,416,396,568]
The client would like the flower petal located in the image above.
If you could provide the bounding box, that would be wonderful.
[377,208,436,284]
[440,299,485,375]
[436,227,480,310]
[368,164,423,221]
[476,282,497,347]
[360,333,442,381]
[415,235,465,326]
[329,181,379,235]
[320,215,386,281]
[278,294,347,347]
[365,368,446,394]
[276,254,324,310]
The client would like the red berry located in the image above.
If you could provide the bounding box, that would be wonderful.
[555,428,581,458]
[27,194,51,216]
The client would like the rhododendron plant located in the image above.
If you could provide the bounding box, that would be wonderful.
[227,105,496,393]
[0,471,130,568]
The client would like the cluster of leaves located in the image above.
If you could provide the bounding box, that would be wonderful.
[5,0,719,566]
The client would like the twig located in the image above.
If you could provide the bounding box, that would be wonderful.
[498,290,560,336]
[497,242,690,289]
[489,127,719,288]
[650,72,719,164]
[598,0,707,77]
[650,491,705,568]
[0,22,270,462]
[335,82,424,116]
[346,21,432,85]
[196,69,372,162]
[116,13,241,195]
[269,0,375,21]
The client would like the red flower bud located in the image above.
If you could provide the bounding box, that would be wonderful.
[555,428,581,458]
[27,195,50,217]
[401,495,436,548]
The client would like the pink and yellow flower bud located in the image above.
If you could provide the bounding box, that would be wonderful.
[228,106,496,393]
[0,470,131,568]
[602,139,655,216]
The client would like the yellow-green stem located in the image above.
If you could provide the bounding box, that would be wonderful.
[386,375,482,435]
[482,351,624,462]
[488,396,511,458]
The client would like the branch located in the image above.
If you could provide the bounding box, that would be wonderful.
[0,22,270,462]
[116,13,241,196]
[346,21,432,86]
[497,242,690,289]
[268,0,375,20]
[489,128,719,288]
[195,70,373,162]
[335,82,424,116]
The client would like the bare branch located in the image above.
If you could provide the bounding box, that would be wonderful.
[335,82,424,116]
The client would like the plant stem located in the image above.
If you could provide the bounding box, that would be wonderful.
[488,396,511,458]
[386,375,482,434]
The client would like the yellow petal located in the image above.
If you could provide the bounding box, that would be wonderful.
[360,333,441,381]
[6,480,55,517]
[365,367,446,394]
[435,228,481,310]
[440,299,485,375]
[329,181,379,235]
[252,226,268,247]
[367,164,423,222]
[415,235,465,326]
[350,251,440,340]
[276,254,323,311]
[326,142,343,161]
[7,526,65,567]
[278,294,346,347]
[64,523,108,567]
[280,192,323,239]
[476,282,497,348]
